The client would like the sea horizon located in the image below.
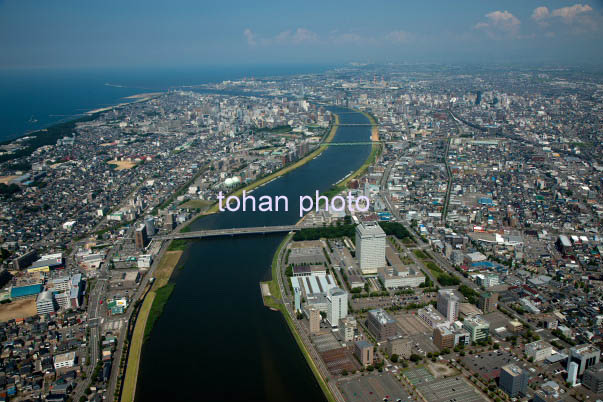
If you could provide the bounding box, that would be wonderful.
[0,64,332,142]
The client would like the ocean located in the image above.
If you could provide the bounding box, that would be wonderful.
[0,65,330,142]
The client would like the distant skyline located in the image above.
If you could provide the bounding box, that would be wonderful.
[1,0,602,69]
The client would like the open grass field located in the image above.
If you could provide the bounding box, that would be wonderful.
[413,249,430,260]
[120,249,183,402]
[0,175,18,184]
[108,160,137,170]
[179,199,213,210]
[0,298,37,321]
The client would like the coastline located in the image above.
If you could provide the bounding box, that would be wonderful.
[0,93,162,147]
[86,93,163,115]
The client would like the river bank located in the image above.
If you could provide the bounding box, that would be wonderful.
[181,113,340,230]
[261,233,337,402]
[134,106,372,402]
[119,110,342,401]
[259,109,379,402]
[120,248,183,402]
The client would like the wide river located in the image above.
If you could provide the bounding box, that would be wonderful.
[136,106,372,401]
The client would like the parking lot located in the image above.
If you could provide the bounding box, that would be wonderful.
[403,367,434,385]
[460,350,524,380]
[394,314,440,355]
[416,376,487,402]
[339,372,412,402]
[482,311,511,338]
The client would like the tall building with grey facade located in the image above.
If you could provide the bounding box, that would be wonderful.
[437,289,460,322]
[499,364,528,398]
[568,344,601,376]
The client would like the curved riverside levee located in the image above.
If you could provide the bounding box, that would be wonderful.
[134,107,372,402]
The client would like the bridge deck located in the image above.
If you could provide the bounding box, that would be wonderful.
[156,225,303,240]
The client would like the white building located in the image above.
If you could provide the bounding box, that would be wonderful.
[475,273,499,288]
[418,305,447,329]
[54,290,70,309]
[138,254,153,269]
[437,289,460,323]
[36,291,57,315]
[355,221,386,274]
[342,316,356,342]
[525,340,553,362]
[54,352,76,369]
[326,287,348,327]
[378,266,425,289]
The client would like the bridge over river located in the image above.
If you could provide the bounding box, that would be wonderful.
[155,224,310,240]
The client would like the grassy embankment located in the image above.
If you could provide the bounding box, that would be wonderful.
[120,247,183,402]
[320,110,382,200]
[261,234,336,402]
[259,111,381,402]
[180,114,340,232]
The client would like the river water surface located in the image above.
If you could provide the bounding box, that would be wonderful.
[136,107,371,401]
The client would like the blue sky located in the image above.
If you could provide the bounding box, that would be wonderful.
[1,0,601,68]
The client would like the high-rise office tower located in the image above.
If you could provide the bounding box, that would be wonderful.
[355,221,386,274]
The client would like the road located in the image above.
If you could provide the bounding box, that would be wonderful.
[275,239,346,402]
[379,157,532,331]
[156,224,306,240]
[441,137,452,223]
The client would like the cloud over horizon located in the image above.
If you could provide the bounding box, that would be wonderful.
[474,10,521,38]
[531,3,598,32]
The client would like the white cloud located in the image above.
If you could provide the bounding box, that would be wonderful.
[243,28,417,48]
[243,29,256,46]
[551,4,593,23]
[243,27,319,46]
[531,6,550,26]
[290,28,319,44]
[474,10,520,38]
[530,4,598,34]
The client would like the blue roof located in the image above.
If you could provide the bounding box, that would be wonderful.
[479,197,494,205]
[11,284,43,298]
[470,261,495,268]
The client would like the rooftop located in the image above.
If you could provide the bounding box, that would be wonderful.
[368,308,396,325]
